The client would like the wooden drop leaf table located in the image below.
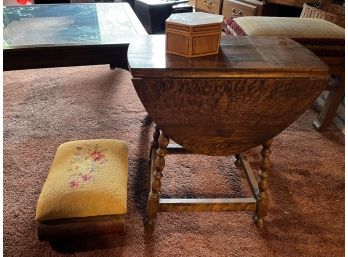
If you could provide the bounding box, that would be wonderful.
[127,35,329,228]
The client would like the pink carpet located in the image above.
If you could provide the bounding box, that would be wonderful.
[3,65,344,257]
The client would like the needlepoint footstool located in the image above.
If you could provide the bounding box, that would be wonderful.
[35,139,128,241]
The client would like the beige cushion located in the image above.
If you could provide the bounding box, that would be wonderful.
[36,139,128,222]
[234,17,344,39]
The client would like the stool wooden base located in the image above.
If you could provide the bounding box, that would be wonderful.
[38,215,126,241]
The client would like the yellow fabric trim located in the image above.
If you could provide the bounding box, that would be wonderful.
[235,17,345,39]
[36,139,128,221]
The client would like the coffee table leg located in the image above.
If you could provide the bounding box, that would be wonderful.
[146,131,169,226]
[254,139,272,228]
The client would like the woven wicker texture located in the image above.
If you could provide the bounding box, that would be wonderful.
[300,3,344,28]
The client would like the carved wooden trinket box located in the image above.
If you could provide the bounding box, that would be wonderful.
[165,12,224,57]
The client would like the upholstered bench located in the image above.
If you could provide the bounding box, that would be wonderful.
[36,139,128,241]
[224,16,345,130]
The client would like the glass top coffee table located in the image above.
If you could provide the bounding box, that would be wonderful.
[3,3,147,70]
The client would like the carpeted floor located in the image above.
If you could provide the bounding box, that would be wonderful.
[3,65,344,257]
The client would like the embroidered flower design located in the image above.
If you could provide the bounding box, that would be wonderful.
[67,144,108,188]
[90,150,105,161]
[69,177,81,188]
[81,171,94,182]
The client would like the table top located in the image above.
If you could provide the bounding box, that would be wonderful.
[3,3,147,49]
[128,35,328,79]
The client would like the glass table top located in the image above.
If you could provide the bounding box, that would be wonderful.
[3,3,147,49]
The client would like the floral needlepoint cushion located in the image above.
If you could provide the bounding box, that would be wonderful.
[36,139,128,222]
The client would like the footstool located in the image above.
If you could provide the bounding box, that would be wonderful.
[224,16,345,130]
[35,139,128,241]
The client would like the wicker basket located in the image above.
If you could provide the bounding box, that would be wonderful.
[300,2,345,28]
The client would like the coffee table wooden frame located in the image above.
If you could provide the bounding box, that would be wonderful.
[3,3,147,71]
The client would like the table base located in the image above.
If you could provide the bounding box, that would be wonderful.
[146,126,273,228]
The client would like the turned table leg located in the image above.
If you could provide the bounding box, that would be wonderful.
[148,125,160,190]
[254,139,272,228]
[146,132,169,226]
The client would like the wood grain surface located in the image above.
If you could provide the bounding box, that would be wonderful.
[128,35,328,78]
[129,35,329,156]
[132,77,327,155]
